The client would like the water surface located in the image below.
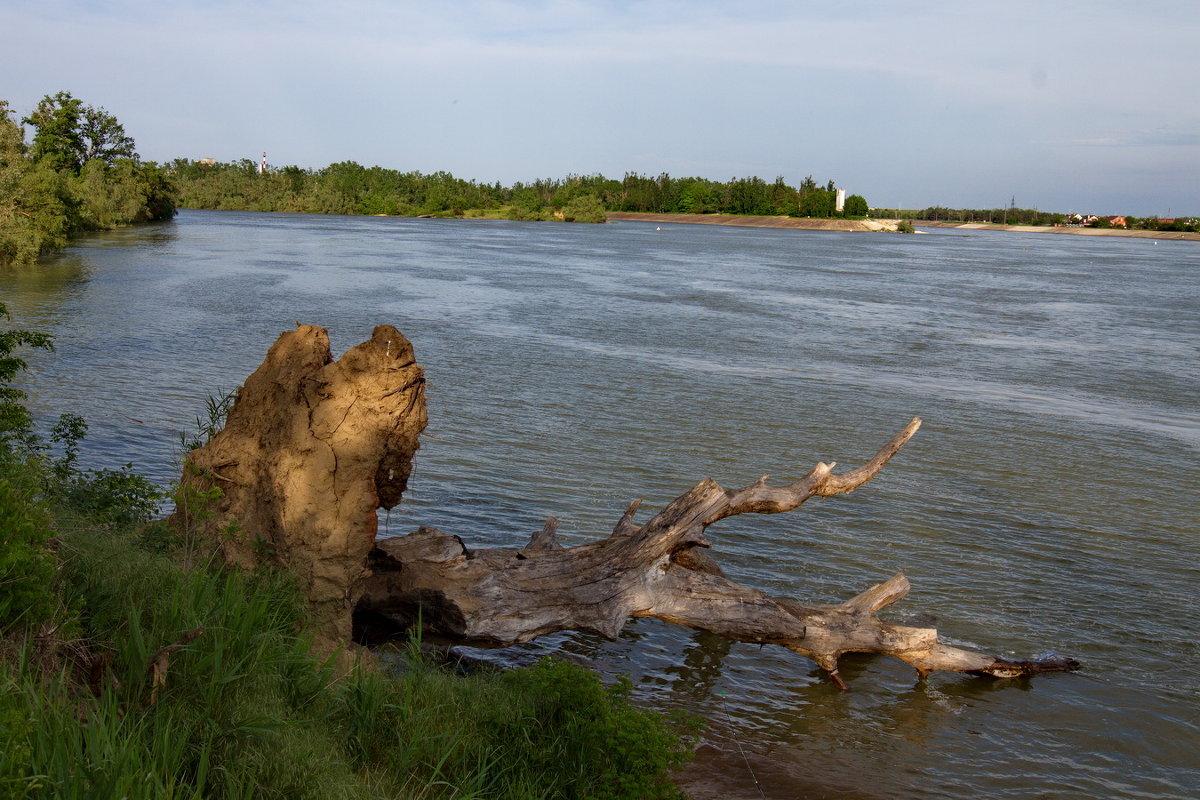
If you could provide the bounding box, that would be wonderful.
[3,210,1197,798]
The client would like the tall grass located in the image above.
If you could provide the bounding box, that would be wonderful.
[2,493,696,800]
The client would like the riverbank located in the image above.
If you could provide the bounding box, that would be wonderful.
[605,212,1200,241]
[606,211,900,232]
[916,219,1200,241]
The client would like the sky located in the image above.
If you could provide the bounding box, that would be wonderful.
[3,1,1197,215]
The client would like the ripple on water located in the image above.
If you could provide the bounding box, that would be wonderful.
[4,212,1198,799]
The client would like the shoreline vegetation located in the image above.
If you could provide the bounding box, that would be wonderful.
[6,87,1194,266]
[0,301,698,799]
[607,212,1200,240]
[0,93,175,267]
[605,211,899,232]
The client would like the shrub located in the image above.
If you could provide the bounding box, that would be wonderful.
[0,470,56,633]
[561,194,608,223]
[495,658,698,799]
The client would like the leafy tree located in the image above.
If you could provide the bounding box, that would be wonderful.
[796,176,835,217]
[24,91,138,173]
[2,93,173,266]
[844,193,869,217]
[80,104,137,164]
[0,301,53,447]
[23,91,85,172]
[561,194,607,223]
[0,101,70,264]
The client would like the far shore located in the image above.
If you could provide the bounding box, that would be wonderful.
[606,211,1199,241]
[605,211,900,232]
[916,219,1200,241]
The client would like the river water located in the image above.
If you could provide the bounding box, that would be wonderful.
[2,210,1197,798]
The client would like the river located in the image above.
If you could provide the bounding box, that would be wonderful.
[2,209,1197,798]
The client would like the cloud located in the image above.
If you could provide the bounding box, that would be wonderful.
[3,1,1199,212]
[1065,130,1200,148]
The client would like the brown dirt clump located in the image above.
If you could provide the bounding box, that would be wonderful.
[170,324,427,650]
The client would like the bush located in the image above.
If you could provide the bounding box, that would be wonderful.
[496,658,697,798]
[561,194,608,223]
[0,469,56,633]
[53,464,163,526]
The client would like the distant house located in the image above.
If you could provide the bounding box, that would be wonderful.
[1109,216,1127,228]
[198,158,217,167]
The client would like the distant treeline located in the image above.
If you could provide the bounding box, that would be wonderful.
[169,159,871,221]
[916,205,1198,232]
[917,206,1067,226]
[1,92,176,266]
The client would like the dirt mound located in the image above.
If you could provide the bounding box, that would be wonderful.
[171,324,427,648]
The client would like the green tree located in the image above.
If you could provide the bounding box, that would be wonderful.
[844,193,869,217]
[0,101,69,265]
[24,91,138,173]
[80,104,137,164]
[23,91,85,172]
[3,93,174,265]
[561,193,607,223]
[796,175,835,217]
[0,301,54,446]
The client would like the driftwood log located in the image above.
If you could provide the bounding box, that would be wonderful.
[175,324,1078,688]
[358,418,1078,688]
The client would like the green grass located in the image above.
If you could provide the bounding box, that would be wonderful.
[0,461,696,800]
[1,305,695,797]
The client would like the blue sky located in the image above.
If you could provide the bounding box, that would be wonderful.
[3,1,1197,215]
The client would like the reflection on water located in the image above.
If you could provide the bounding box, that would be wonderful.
[2,210,1198,799]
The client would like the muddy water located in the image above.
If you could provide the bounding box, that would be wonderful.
[3,210,1197,798]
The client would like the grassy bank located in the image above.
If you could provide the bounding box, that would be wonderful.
[0,307,696,799]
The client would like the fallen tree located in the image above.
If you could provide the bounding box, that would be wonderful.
[175,324,1078,688]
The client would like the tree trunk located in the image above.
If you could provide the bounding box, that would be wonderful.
[358,418,1078,688]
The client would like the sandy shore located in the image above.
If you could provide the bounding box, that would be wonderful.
[605,212,1199,241]
[605,211,899,232]
[914,220,1200,241]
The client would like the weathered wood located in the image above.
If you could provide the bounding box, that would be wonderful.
[358,418,1079,688]
[174,325,1078,688]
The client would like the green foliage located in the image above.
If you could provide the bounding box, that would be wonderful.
[919,205,1066,226]
[794,175,836,217]
[561,194,607,223]
[23,91,136,174]
[495,658,698,799]
[170,159,869,223]
[896,219,916,234]
[53,464,163,526]
[1,93,175,267]
[0,104,70,266]
[178,389,236,454]
[79,105,137,165]
[0,304,57,633]
[0,467,56,634]
[844,193,869,217]
[0,514,697,799]
[22,91,86,173]
[0,301,54,446]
